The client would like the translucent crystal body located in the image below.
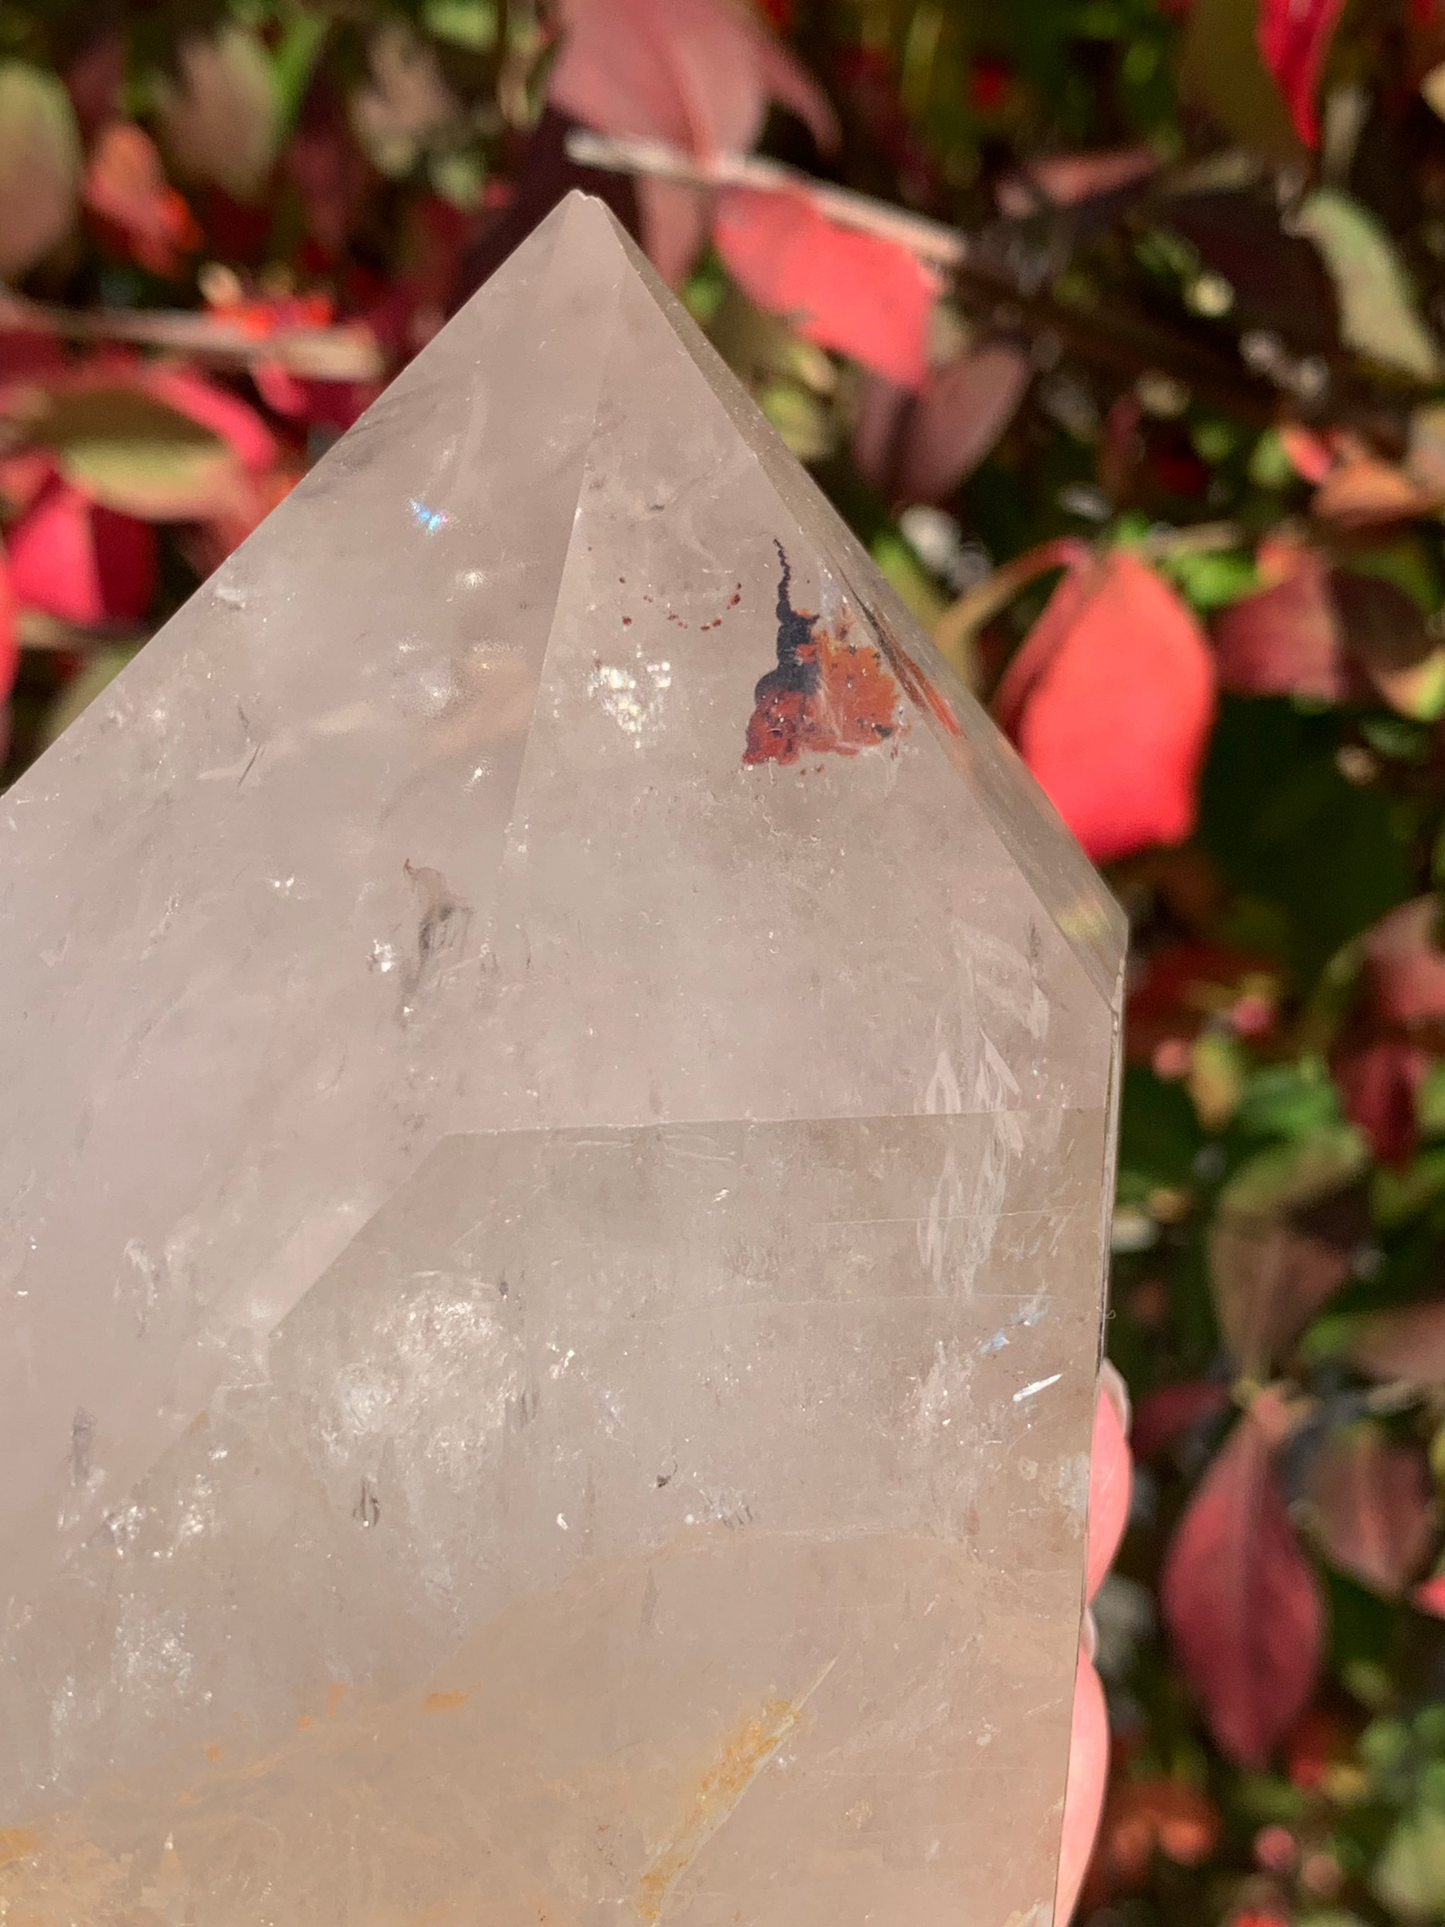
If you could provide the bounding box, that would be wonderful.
[0,194,1124,1925]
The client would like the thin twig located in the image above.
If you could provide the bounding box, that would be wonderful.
[567,130,1415,438]
[0,293,384,382]
[565,130,967,267]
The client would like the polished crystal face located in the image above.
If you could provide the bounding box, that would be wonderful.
[0,193,1123,1926]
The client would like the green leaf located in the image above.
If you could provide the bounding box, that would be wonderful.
[1219,1124,1369,1216]
[154,27,281,204]
[424,0,497,51]
[271,10,328,139]
[1160,546,1259,614]
[1373,1147,1445,1228]
[1119,1062,1202,1189]
[1295,191,1443,383]
[1200,696,1414,978]
[1375,1810,1445,1917]
[0,63,81,282]
[19,387,242,522]
[1233,1059,1341,1142]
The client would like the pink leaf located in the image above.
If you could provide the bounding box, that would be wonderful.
[1414,1569,1445,1617]
[1161,1409,1326,1767]
[548,0,837,277]
[1087,1378,1133,1599]
[852,341,1030,503]
[995,143,1159,218]
[1345,1299,1445,1386]
[1056,1648,1109,1924]
[1309,1424,1438,1596]
[1258,0,1350,147]
[994,549,1217,864]
[8,477,156,624]
[714,186,939,389]
[1362,896,1445,1025]
[1132,1380,1232,1462]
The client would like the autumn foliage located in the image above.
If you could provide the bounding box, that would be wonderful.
[8,0,1445,1921]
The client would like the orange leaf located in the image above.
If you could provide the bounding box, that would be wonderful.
[83,120,200,277]
[994,550,1217,863]
[1161,1410,1325,1767]
[1087,1778,1222,1904]
[714,186,939,389]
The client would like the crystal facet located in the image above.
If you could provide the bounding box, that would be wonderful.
[0,193,1124,1925]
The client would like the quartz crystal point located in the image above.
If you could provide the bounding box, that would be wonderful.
[0,193,1125,1925]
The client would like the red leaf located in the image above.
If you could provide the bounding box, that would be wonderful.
[1335,1037,1431,1166]
[1086,1778,1222,1906]
[285,74,374,258]
[1088,1378,1133,1599]
[852,341,1029,503]
[1309,1423,1438,1596]
[0,543,17,705]
[1258,0,1350,146]
[1057,1648,1109,1923]
[994,549,1217,864]
[1161,1409,1326,1767]
[7,477,156,624]
[1211,538,1348,702]
[714,186,939,389]
[1344,1299,1445,1385]
[548,0,837,281]
[84,120,201,277]
[1132,1380,1232,1461]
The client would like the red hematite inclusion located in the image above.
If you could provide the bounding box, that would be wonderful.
[743,545,903,765]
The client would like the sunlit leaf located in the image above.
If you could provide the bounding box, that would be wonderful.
[714,187,939,389]
[994,551,1217,864]
[7,477,156,624]
[549,0,837,282]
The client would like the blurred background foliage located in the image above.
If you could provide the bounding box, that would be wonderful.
[8,1,1445,1924]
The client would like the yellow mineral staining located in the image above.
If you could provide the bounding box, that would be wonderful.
[422,1688,469,1713]
[634,1664,836,1925]
[0,1828,41,1869]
